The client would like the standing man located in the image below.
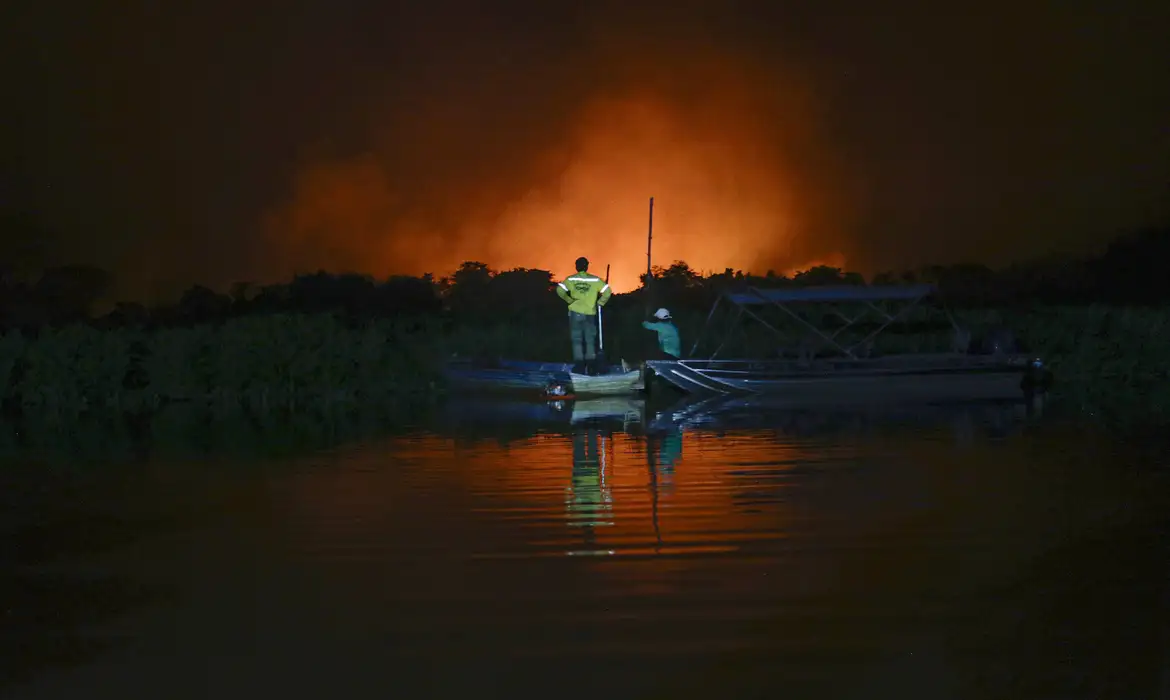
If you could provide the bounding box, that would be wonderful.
[556,256,611,375]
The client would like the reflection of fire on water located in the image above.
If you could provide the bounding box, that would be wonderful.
[566,427,615,555]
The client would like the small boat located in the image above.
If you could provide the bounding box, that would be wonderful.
[646,283,1051,403]
[437,395,646,430]
[443,358,644,397]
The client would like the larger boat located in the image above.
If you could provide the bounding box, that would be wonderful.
[645,284,1050,404]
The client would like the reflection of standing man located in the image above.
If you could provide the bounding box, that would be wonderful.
[645,426,682,552]
[566,426,614,542]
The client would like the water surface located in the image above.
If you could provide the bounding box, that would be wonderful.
[3,397,1168,698]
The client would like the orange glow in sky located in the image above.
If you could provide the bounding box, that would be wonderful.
[261,51,854,292]
[784,252,848,278]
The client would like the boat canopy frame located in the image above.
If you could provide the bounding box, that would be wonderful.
[687,284,946,360]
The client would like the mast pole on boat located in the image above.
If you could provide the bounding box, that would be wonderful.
[645,197,655,314]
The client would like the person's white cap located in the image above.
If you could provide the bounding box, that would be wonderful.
[653,308,671,319]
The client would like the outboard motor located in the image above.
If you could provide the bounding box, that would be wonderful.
[545,382,577,404]
[545,382,571,398]
[979,326,1019,356]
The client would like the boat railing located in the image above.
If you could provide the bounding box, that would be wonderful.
[688,284,949,361]
[679,353,1001,364]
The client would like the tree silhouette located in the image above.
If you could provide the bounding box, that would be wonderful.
[792,266,864,286]
[175,285,232,324]
[446,262,494,318]
[33,265,113,324]
[3,221,1168,332]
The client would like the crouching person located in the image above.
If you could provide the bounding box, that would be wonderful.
[641,308,681,360]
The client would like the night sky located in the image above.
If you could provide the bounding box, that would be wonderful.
[4,0,1168,301]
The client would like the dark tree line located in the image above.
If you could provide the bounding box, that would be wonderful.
[1,224,1167,333]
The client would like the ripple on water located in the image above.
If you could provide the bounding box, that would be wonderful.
[4,401,1167,699]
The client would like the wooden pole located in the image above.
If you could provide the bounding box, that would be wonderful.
[645,197,654,314]
[598,263,610,353]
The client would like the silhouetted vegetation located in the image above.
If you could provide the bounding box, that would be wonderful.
[1,224,1168,419]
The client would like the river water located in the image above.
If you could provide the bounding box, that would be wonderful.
[2,396,1168,699]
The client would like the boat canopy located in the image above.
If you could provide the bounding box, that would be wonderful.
[723,284,935,306]
[691,283,945,360]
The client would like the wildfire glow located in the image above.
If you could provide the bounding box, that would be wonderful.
[261,48,855,292]
[784,252,848,278]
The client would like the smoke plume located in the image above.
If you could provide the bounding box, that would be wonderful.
[261,20,856,291]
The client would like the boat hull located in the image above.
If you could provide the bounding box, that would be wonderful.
[645,355,1041,405]
[444,359,644,397]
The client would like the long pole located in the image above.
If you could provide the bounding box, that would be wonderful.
[644,200,662,548]
[598,263,610,353]
[645,197,654,314]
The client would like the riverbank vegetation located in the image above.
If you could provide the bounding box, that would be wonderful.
[0,315,445,413]
[0,225,1167,419]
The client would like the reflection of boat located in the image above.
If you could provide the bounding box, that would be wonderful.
[646,284,1050,401]
[564,396,645,425]
[647,393,1040,439]
[437,396,645,433]
[443,359,643,397]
